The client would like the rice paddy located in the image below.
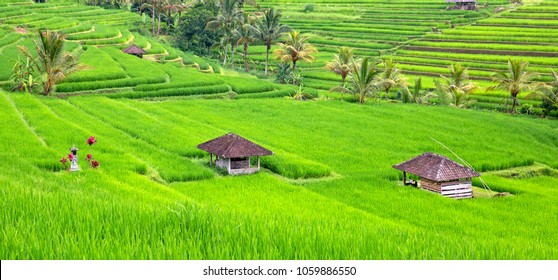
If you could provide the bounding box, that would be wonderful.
[1,0,558,260]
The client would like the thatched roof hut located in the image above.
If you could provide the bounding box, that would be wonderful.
[197,133,273,175]
[393,152,480,199]
[122,44,146,58]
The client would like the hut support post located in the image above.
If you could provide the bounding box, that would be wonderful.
[228,158,231,173]
[403,171,407,185]
[257,156,260,170]
[210,154,213,166]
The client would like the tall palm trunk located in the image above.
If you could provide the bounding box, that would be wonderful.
[265,43,270,75]
[511,92,519,113]
[157,8,161,36]
[231,43,235,68]
[151,0,156,35]
[243,42,249,72]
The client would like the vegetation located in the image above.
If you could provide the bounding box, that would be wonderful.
[18,30,78,95]
[252,7,290,75]
[489,59,537,113]
[274,30,317,74]
[2,0,558,261]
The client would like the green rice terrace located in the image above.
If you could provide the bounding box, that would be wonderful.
[1,0,558,259]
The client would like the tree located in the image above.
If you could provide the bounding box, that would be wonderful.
[19,30,78,96]
[324,47,356,86]
[177,2,220,55]
[378,57,408,99]
[252,8,290,75]
[489,59,537,113]
[10,55,39,93]
[273,30,316,74]
[324,47,357,100]
[403,78,436,105]
[141,0,164,36]
[347,57,382,104]
[235,13,256,72]
[435,63,477,108]
[527,68,558,117]
[206,0,240,66]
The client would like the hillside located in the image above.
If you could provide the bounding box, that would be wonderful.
[1,0,558,260]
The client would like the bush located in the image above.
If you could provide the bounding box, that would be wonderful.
[304,3,315,13]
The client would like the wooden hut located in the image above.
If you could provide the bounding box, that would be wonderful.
[197,133,273,175]
[122,44,146,58]
[446,0,477,10]
[393,152,480,199]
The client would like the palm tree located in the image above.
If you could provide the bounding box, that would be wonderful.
[324,47,356,86]
[273,30,316,74]
[404,78,436,104]
[435,63,477,108]
[252,8,290,75]
[141,0,164,36]
[489,59,537,113]
[236,13,256,72]
[527,68,558,117]
[207,0,240,66]
[347,57,382,104]
[378,57,408,99]
[19,30,78,95]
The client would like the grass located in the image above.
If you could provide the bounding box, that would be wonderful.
[2,91,558,259]
[1,0,558,260]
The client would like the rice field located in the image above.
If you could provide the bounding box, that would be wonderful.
[1,0,558,260]
[2,90,558,259]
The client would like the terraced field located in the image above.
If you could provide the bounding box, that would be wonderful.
[250,0,558,112]
[1,0,558,260]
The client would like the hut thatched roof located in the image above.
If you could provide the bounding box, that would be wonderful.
[393,152,480,182]
[197,133,273,158]
[122,44,146,55]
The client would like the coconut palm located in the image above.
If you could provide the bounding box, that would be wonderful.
[489,59,537,113]
[435,63,478,108]
[207,0,240,66]
[378,57,408,99]
[527,68,558,117]
[347,57,382,104]
[19,30,78,96]
[404,78,436,104]
[324,47,356,86]
[252,7,290,75]
[235,13,256,72]
[273,30,316,74]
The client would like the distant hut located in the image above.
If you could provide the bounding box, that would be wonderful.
[122,44,146,58]
[393,152,480,199]
[446,0,477,10]
[197,133,274,175]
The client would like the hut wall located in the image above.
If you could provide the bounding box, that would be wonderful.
[230,157,250,170]
[420,178,442,193]
[216,158,230,170]
[440,179,473,199]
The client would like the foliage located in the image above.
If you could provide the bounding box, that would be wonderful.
[527,68,558,117]
[18,30,78,95]
[378,57,408,99]
[252,7,290,75]
[10,55,39,93]
[177,2,221,56]
[347,57,382,104]
[324,47,356,89]
[437,64,478,108]
[403,78,435,105]
[303,3,315,13]
[274,30,317,75]
[489,59,537,113]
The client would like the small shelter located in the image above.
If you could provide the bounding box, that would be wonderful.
[122,44,146,58]
[393,152,480,199]
[446,0,477,10]
[197,133,274,175]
